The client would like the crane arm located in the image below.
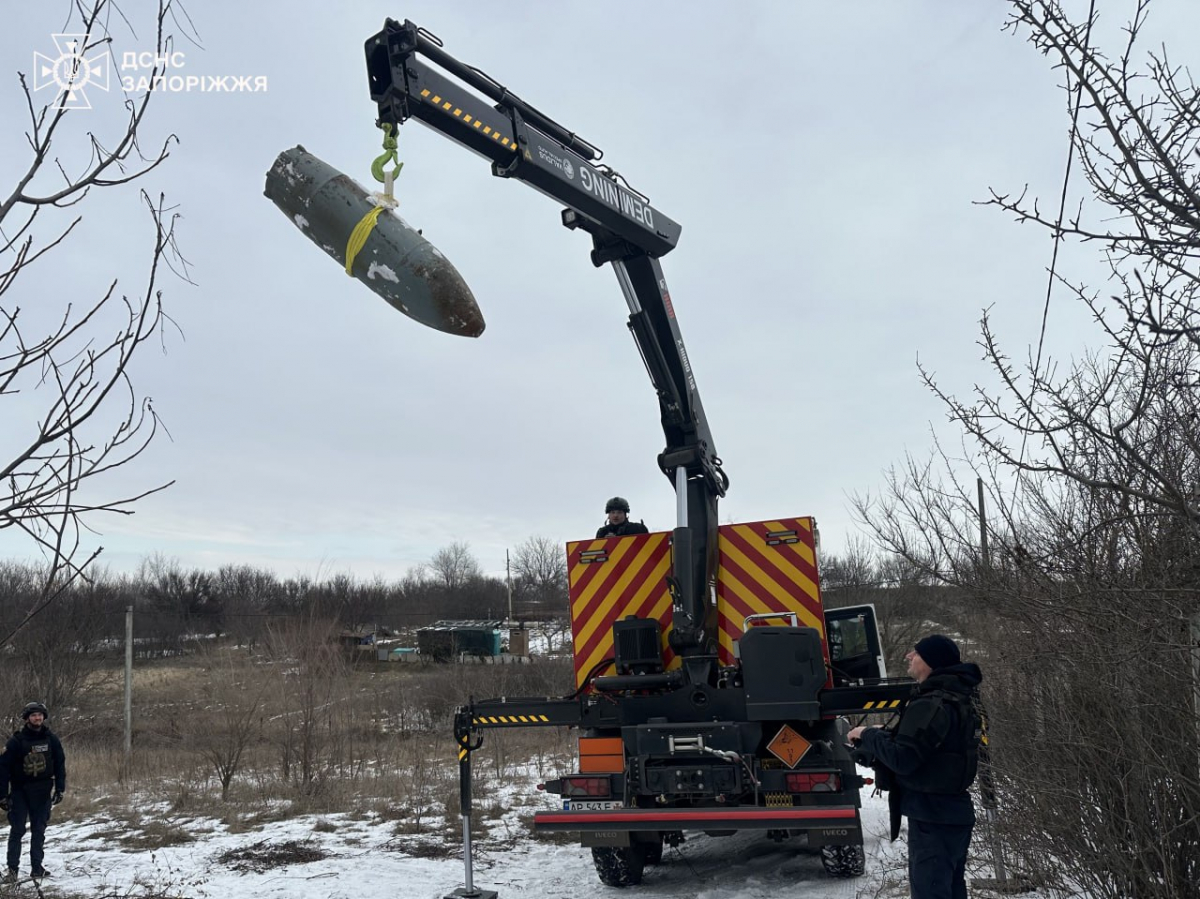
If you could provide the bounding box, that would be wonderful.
[365,19,679,257]
[364,18,728,656]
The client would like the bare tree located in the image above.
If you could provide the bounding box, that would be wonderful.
[191,645,268,801]
[138,553,214,649]
[932,0,1200,526]
[429,541,482,591]
[0,0,189,635]
[263,612,348,791]
[0,560,122,711]
[214,563,283,648]
[854,3,1200,896]
[511,534,568,617]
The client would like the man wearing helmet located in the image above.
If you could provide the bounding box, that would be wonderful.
[596,496,649,538]
[0,702,66,882]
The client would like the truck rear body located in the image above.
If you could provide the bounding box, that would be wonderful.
[531,516,893,859]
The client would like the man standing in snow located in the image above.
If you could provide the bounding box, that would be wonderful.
[847,635,982,899]
[0,702,66,883]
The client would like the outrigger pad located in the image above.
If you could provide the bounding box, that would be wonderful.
[739,626,825,721]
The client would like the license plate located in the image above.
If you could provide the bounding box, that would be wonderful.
[565,800,625,810]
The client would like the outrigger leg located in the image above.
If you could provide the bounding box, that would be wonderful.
[444,707,498,899]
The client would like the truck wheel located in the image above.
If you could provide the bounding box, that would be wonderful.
[820,844,865,878]
[591,846,647,886]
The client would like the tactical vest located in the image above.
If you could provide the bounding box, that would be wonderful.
[13,730,56,784]
[895,688,981,795]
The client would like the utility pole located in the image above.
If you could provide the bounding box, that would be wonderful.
[123,604,133,779]
[976,477,1008,884]
[506,549,513,624]
[978,477,990,569]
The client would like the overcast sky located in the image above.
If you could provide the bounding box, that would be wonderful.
[3,1,1197,583]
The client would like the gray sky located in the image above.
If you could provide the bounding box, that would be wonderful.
[4,0,1196,583]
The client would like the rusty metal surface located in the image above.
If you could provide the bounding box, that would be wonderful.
[264,145,484,338]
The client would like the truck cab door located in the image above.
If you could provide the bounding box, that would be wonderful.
[823,604,887,686]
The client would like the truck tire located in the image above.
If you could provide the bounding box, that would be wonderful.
[820,844,865,878]
[591,846,646,886]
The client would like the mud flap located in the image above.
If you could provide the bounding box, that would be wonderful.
[581,830,631,847]
[813,824,862,846]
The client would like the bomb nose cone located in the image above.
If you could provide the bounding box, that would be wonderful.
[264,145,484,338]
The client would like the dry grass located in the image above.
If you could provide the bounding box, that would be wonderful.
[90,815,200,851]
[50,651,576,854]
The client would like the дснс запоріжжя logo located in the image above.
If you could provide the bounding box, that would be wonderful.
[33,34,109,110]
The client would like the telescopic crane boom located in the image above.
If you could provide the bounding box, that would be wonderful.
[365,19,729,656]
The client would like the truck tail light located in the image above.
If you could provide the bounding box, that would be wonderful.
[785,771,842,793]
[562,776,612,797]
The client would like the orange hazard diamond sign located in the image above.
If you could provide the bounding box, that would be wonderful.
[766,725,812,768]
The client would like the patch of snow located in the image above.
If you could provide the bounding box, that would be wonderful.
[293,215,309,230]
[42,765,1057,899]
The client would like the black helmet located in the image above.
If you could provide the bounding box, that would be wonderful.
[605,496,631,514]
[21,701,48,721]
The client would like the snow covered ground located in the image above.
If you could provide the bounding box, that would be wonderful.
[26,765,1060,899]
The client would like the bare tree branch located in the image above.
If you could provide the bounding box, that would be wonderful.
[857,5,1200,895]
[1,0,187,627]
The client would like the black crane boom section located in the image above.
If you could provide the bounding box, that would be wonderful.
[365,20,679,257]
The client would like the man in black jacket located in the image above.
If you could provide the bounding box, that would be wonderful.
[0,702,66,882]
[596,496,649,538]
[847,635,982,899]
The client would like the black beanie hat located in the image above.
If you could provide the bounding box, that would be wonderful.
[914,634,960,671]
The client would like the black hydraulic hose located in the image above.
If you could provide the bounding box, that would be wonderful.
[563,656,616,700]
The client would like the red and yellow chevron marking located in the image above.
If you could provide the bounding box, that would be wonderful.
[567,532,674,687]
[716,518,826,668]
[565,517,828,688]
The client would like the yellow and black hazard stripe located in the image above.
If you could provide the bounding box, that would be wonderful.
[417,88,519,151]
[471,714,552,726]
[861,699,903,711]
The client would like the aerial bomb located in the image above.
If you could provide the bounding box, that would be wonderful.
[264,145,484,338]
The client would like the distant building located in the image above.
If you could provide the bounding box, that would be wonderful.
[508,625,530,657]
[377,646,418,662]
[336,630,376,653]
[417,620,503,660]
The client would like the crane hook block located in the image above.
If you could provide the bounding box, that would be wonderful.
[264,145,484,338]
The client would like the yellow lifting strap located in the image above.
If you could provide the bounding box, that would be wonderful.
[345,123,404,276]
[344,205,387,275]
